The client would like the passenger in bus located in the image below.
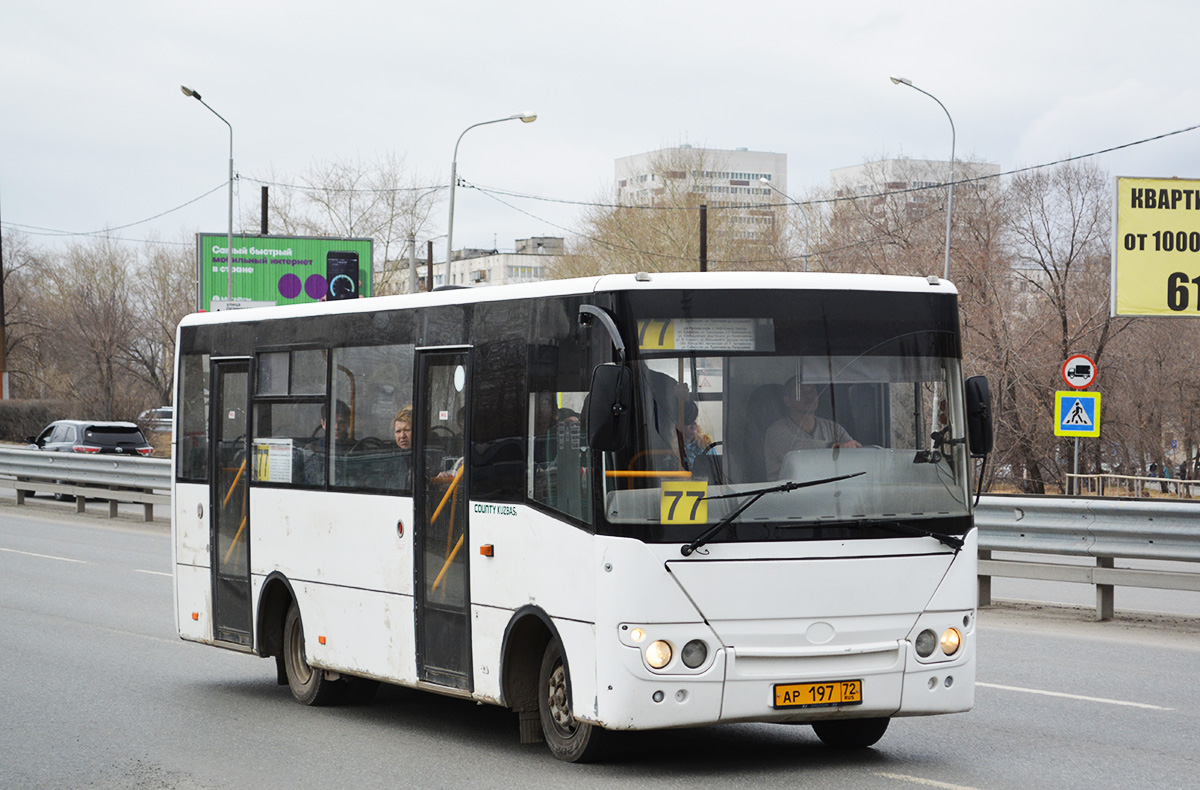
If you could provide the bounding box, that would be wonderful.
[394,406,413,450]
[393,406,415,489]
[389,405,455,489]
[763,379,860,479]
[682,400,715,469]
[304,400,351,484]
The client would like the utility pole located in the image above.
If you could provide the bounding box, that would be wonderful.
[0,195,8,399]
[699,204,708,272]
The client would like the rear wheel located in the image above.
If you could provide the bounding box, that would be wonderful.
[282,601,343,706]
[811,717,890,748]
[538,640,606,762]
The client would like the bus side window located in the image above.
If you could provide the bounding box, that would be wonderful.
[329,344,415,492]
[529,391,591,523]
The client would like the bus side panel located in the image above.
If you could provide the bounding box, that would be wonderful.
[177,564,213,643]
[175,481,212,643]
[249,490,413,596]
[468,506,594,622]
[469,507,597,707]
[247,489,417,682]
[286,580,417,683]
[174,481,210,568]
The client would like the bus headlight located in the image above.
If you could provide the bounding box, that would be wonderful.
[645,640,672,669]
[680,639,708,668]
[915,629,937,657]
[940,628,962,656]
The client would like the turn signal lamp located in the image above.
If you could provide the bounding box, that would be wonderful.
[940,628,962,656]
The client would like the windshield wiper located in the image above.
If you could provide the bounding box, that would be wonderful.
[861,519,965,551]
[680,472,866,557]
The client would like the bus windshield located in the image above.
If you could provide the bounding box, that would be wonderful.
[600,288,971,541]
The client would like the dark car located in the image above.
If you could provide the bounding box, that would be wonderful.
[27,420,155,457]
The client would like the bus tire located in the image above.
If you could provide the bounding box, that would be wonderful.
[282,601,343,706]
[811,717,890,748]
[538,640,606,762]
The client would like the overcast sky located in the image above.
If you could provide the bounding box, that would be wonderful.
[4,0,1199,259]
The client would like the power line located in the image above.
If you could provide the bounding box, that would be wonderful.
[470,120,1200,211]
[1,180,228,242]
[5,119,1198,248]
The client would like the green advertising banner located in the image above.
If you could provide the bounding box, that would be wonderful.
[196,234,373,311]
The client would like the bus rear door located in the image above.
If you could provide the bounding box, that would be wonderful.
[414,349,472,690]
[210,359,253,648]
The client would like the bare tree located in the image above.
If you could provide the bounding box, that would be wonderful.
[558,147,793,278]
[0,229,48,397]
[128,240,195,405]
[245,154,444,295]
[41,237,147,418]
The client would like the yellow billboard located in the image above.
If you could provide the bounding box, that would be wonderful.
[1112,176,1200,316]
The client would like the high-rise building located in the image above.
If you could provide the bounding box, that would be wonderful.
[615,145,788,241]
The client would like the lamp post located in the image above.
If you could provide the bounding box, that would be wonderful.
[760,177,810,272]
[890,76,955,281]
[181,85,235,303]
[445,112,536,285]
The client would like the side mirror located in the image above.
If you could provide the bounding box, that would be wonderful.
[586,364,631,452]
[965,375,994,457]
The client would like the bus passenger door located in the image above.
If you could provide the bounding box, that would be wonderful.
[210,360,253,648]
[414,349,472,690]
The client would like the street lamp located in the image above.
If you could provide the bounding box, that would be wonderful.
[181,85,235,302]
[445,112,536,285]
[890,76,955,281]
[760,177,811,272]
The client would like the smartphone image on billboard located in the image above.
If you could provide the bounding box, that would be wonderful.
[326,251,360,301]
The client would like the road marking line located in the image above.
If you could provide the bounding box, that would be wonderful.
[0,547,86,563]
[978,681,1173,710]
[874,772,983,789]
[135,569,171,577]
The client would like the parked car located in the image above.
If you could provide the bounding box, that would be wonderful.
[26,420,155,456]
[23,420,154,501]
[138,406,174,434]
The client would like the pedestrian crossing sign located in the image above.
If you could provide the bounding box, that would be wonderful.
[1055,391,1101,437]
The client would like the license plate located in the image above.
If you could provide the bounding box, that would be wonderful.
[773,680,863,709]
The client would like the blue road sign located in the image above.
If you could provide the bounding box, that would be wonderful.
[1055,391,1101,437]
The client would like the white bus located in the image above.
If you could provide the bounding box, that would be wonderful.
[172,271,993,761]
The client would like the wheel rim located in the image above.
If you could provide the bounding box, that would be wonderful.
[286,614,313,686]
[546,663,577,737]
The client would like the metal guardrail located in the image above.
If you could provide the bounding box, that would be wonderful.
[1,450,1196,618]
[0,447,171,521]
[975,494,1200,620]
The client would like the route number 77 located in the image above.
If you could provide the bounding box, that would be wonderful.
[660,481,708,524]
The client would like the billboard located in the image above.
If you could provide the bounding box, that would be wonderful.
[1111,176,1200,316]
[196,234,373,311]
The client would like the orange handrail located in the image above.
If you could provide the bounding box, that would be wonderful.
[432,534,464,592]
[430,465,464,524]
[606,470,693,478]
[222,459,247,508]
[223,515,247,565]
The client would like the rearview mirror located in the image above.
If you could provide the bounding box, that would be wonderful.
[586,364,631,451]
[965,375,993,457]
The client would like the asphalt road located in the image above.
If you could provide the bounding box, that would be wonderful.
[2,499,1199,789]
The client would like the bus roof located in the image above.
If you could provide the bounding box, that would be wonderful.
[178,271,958,328]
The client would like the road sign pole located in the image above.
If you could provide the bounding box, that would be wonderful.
[1073,438,1080,496]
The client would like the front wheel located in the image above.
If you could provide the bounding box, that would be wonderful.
[282,601,343,706]
[538,640,607,762]
[811,717,890,748]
